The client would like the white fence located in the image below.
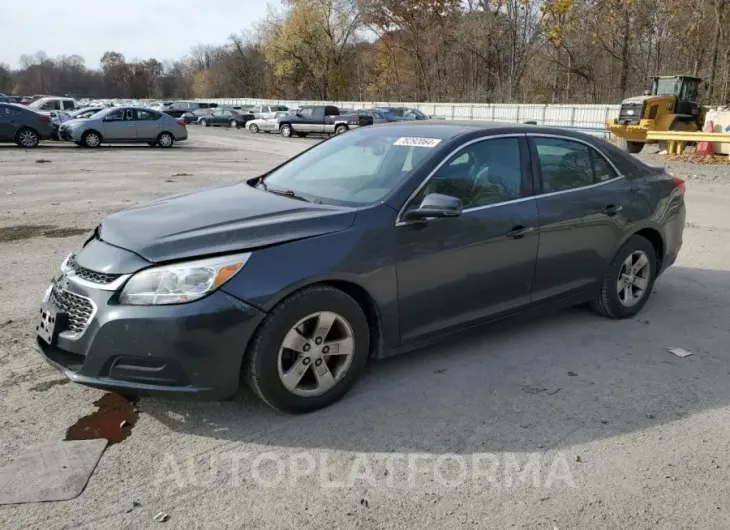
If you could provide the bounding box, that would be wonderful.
[197,97,620,134]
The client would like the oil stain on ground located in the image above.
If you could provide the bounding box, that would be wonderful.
[65,393,139,445]
[0,225,89,242]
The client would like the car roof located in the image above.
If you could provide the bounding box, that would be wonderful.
[369,120,604,142]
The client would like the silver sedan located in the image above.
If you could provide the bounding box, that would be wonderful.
[59,107,188,147]
[247,111,293,134]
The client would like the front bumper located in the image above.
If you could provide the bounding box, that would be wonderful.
[36,275,266,400]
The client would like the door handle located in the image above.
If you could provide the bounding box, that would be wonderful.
[506,225,535,239]
[602,204,623,216]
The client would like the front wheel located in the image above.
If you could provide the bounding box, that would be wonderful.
[245,286,370,413]
[157,132,174,148]
[200,119,208,127]
[280,124,293,138]
[591,235,657,319]
[249,123,259,133]
[81,131,101,148]
[230,120,238,129]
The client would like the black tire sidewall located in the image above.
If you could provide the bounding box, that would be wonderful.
[336,125,347,135]
[248,288,370,413]
[603,236,657,318]
[82,131,100,148]
[158,133,174,147]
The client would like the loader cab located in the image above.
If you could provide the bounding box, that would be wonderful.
[651,76,702,118]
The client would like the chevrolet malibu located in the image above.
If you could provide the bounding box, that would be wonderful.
[59,106,188,147]
[36,122,685,413]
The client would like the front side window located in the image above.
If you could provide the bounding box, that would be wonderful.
[105,109,124,121]
[262,130,441,205]
[533,137,615,193]
[299,108,313,118]
[410,138,524,210]
[41,101,61,111]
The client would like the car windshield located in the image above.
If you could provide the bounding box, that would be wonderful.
[261,129,441,206]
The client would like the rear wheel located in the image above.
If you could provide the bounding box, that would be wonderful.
[245,286,370,413]
[616,137,644,154]
[15,128,40,148]
[200,119,208,127]
[591,235,657,319]
[249,123,259,133]
[157,132,174,148]
[335,124,348,135]
[295,132,308,138]
[230,120,238,129]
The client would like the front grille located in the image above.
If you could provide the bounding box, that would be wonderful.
[50,286,94,333]
[618,103,644,125]
[67,256,120,285]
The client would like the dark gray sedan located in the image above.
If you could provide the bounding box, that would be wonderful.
[59,107,188,147]
[36,122,685,413]
[0,103,56,147]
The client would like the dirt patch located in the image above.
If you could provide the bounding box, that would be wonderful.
[65,393,139,446]
[0,225,88,242]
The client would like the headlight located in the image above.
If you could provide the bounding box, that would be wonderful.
[119,252,251,305]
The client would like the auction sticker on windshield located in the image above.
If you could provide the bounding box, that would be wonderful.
[394,137,442,148]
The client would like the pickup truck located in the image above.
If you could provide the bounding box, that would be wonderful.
[277,105,373,138]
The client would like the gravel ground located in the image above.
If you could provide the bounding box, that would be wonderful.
[1,128,730,529]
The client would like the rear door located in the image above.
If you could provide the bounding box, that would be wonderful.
[134,109,163,139]
[396,135,540,341]
[529,134,631,303]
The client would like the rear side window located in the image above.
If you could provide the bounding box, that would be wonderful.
[41,100,61,111]
[137,110,160,120]
[533,137,616,193]
[63,100,76,110]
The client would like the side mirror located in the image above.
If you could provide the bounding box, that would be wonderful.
[403,193,463,222]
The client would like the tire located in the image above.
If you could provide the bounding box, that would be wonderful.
[295,132,308,138]
[280,124,292,138]
[81,130,101,148]
[245,286,371,413]
[616,137,644,154]
[591,235,657,319]
[335,124,348,135]
[15,128,40,148]
[200,119,208,127]
[249,123,259,133]
[230,120,238,129]
[148,141,157,147]
[157,132,174,148]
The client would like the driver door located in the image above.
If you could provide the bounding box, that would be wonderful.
[395,135,540,342]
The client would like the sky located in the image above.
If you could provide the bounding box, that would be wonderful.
[0,0,281,69]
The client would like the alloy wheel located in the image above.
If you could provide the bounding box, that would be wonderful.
[616,250,651,307]
[277,311,355,397]
[18,130,39,147]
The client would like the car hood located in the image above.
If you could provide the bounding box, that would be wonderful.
[99,182,356,262]
[61,118,87,128]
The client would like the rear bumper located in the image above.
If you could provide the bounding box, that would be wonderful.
[659,201,686,275]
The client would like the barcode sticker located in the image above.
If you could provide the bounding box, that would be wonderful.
[394,137,442,148]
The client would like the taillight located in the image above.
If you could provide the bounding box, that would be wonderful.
[177,118,186,127]
[39,114,51,123]
[672,177,686,194]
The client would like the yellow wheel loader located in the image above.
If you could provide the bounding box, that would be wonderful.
[607,76,705,153]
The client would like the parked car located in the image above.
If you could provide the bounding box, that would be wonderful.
[0,95,24,105]
[247,111,294,133]
[34,122,685,413]
[182,108,214,124]
[251,104,289,119]
[66,107,104,120]
[343,108,395,125]
[277,105,374,137]
[377,107,429,121]
[58,107,187,147]
[198,108,254,128]
[28,97,78,114]
[162,101,215,118]
[0,103,55,147]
